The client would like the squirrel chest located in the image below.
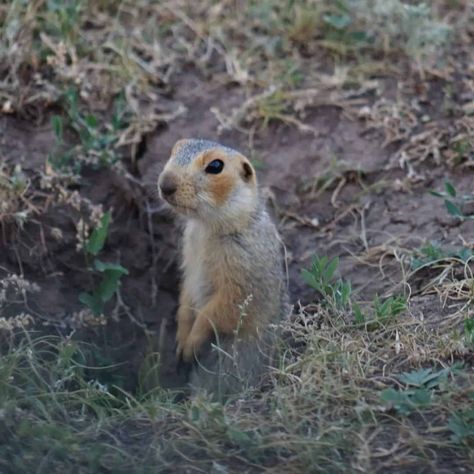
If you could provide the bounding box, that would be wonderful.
[182,219,221,310]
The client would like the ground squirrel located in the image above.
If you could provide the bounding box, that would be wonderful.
[158,139,288,397]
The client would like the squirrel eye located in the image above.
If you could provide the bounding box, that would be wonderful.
[205,159,224,174]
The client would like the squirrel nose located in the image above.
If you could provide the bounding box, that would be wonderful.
[159,172,177,197]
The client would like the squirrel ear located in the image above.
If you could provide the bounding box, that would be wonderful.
[241,161,254,182]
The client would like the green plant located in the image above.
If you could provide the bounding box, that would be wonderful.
[49,89,130,173]
[411,241,473,270]
[43,0,84,42]
[373,295,407,323]
[302,255,351,309]
[381,366,460,415]
[303,255,407,328]
[79,261,128,316]
[431,181,474,221]
[448,409,474,444]
[381,386,432,416]
[0,164,30,226]
[352,295,407,329]
[79,211,128,316]
[464,318,474,346]
[321,2,369,47]
[449,137,472,165]
[85,211,111,257]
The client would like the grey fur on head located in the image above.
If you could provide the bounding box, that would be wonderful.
[173,139,240,166]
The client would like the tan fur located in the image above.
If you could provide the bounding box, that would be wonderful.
[208,174,236,206]
[158,139,288,398]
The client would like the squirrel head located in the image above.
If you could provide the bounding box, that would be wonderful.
[158,139,258,229]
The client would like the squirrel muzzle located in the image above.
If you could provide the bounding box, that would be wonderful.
[158,171,178,199]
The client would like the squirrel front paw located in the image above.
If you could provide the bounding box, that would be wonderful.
[175,336,195,364]
[180,339,196,363]
[176,313,212,363]
[176,325,190,357]
[179,333,205,363]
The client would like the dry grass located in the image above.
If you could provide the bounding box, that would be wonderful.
[0,299,472,472]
